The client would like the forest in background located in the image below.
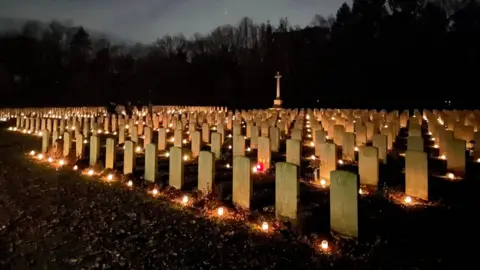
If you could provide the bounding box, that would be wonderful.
[0,0,479,109]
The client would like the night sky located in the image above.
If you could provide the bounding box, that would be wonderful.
[0,0,348,43]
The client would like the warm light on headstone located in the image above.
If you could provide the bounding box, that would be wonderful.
[446,172,455,179]
[217,207,224,216]
[338,160,344,165]
[320,179,327,187]
[439,155,446,160]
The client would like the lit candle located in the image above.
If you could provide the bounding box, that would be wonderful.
[261,222,269,231]
[320,240,329,250]
[182,195,189,205]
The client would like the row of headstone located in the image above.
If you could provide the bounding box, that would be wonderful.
[10,106,480,239]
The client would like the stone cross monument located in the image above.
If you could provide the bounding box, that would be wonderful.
[273,71,283,108]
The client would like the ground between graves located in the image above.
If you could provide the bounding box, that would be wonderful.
[0,126,476,269]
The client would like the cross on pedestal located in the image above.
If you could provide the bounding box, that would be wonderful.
[273,71,283,108]
[275,72,282,99]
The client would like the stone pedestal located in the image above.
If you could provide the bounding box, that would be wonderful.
[273,98,282,108]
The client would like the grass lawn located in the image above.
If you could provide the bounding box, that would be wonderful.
[0,122,476,269]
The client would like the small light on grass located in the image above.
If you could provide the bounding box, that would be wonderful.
[261,222,269,232]
[29,150,36,156]
[320,179,327,187]
[73,165,78,170]
[182,195,189,205]
[217,207,224,216]
[320,240,329,250]
[88,169,94,176]
[404,196,412,204]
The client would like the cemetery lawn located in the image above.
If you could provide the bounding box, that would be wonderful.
[0,125,476,269]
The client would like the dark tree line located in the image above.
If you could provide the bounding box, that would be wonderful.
[1,0,480,109]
